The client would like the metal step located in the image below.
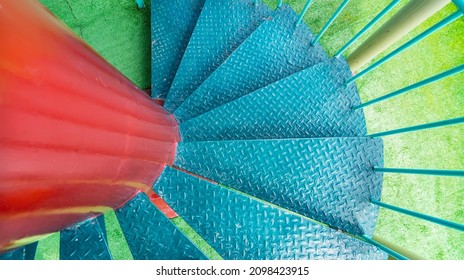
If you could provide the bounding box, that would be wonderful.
[173,5,328,122]
[174,137,383,236]
[164,0,271,112]
[60,217,112,260]
[0,242,38,260]
[180,58,366,141]
[151,0,206,99]
[115,193,207,260]
[153,167,387,260]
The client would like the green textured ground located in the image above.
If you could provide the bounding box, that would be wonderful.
[37,0,463,259]
[40,0,152,89]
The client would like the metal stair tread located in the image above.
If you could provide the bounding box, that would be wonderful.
[60,217,112,260]
[151,0,206,99]
[0,242,38,260]
[164,0,272,112]
[173,4,328,122]
[173,137,383,236]
[180,57,366,142]
[115,192,207,260]
[153,166,387,260]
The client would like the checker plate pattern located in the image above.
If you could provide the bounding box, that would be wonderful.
[115,193,207,260]
[0,242,37,260]
[180,58,366,141]
[24,242,38,260]
[175,138,384,236]
[60,217,112,260]
[151,0,205,99]
[153,167,387,260]
[164,0,271,112]
[96,214,106,241]
[0,247,23,260]
[174,5,328,122]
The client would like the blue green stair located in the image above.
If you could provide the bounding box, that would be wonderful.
[173,5,328,122]
[153,167,387,260]
[60,217,112,260]
[115,193,207,260]
[156,1,385,260]
[164,0,272,112]
[0,242,37,260]
[179,57,366,141]
[174,138,383,236]
[151,0,206,99]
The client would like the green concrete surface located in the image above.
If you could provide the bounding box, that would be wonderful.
[36,0,462,259]
[104,211,133,260]
[35,232,59,260]
[170,217,223,260]
[40,0,152,89]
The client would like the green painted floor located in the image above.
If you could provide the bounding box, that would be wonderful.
[37,0,463,259]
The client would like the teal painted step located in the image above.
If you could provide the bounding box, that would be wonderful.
[153,167,387,260]
[173,5,327,122]
[96,214,107,242]
[180,58,366,141]
[25,242,38,260]
[164,0,272,112]
[60,217,112,260]
[0,242,38,260]
[115,193,207,260]
[151,0,205,99]
[174,138,384,236]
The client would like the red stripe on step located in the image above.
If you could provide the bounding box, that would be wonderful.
[148,193,178,219]
[171,166,219,185]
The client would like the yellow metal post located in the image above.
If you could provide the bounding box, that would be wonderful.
[347,0,450,72]
[372,235,425,260]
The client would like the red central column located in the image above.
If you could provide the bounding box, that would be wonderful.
[0,0,179,252]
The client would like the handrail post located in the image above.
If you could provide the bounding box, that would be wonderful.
[135,0,145,9]
[368,117,464,138]
[296,0,313,26]
[371,200,464,232]
[374,167,464,177]
[452,0,464,11]
[311,0,351,46]
[361,235,409,260]
[347,0,450,72]
[351,64,464,108]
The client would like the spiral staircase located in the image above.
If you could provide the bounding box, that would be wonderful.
[0,0,463,260]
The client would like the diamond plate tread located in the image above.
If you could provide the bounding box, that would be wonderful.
[60,217,112,260]
[153,167,387,260]
[96,214,106,241]
[180,57,366,142]
[173,5,328,122]
[0,247,26,260]
[24,242,38,260]
[151,0,206,99]
[0,242,37,260]
[115,193,207,260]
[164,0,272,112]
[174,138,384,236]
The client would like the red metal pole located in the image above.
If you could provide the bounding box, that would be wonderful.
[0,0,179,252]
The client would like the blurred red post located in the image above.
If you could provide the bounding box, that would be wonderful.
[0,0,179,252]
